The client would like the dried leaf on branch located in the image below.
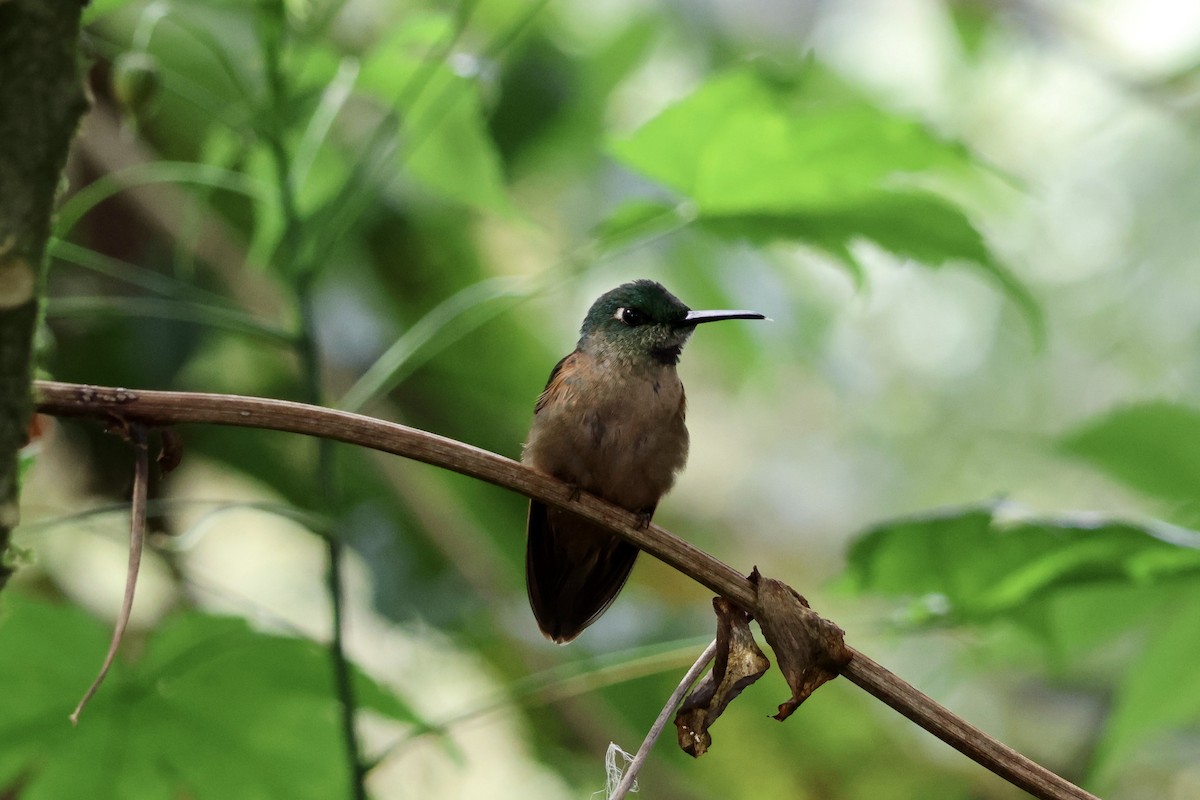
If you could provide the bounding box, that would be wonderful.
[675,597,770,757]
[751,567,852,721]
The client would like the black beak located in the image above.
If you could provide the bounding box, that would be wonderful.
[678,310,766,327]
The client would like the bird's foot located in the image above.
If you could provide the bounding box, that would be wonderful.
[636,508,654,529]
[565,481,582,502]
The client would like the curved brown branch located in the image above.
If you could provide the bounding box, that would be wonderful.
[32,380,1098,800]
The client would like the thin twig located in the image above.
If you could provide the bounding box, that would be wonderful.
[33,381,1099,800]
[70,423,149,725]
[294,285,368,800]
[609,639,717,800]
[257,10,368,788]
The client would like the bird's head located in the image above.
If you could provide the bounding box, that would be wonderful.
[579,279,764,365]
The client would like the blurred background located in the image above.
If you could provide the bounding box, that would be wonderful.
[9,0,1200,797]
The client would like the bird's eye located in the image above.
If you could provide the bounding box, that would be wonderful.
[615,307,646,326]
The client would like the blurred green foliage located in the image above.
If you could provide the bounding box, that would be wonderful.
[607,63,1039,332]
[7,0,1200,798]
[1062,402,1200,528]
[844,495,1200,786]
[0,595,425,800]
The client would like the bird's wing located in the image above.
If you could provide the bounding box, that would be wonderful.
[534,352,573,415]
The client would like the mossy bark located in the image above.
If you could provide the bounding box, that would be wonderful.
[0,0,89,588]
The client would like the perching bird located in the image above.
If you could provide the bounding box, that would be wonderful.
[522,279,764,643]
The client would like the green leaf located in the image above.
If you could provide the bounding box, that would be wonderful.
[1010,580,1171,668]
[611,66,969,212]
[0,596,429,800]
[610,64,1041,338]
[1093,585,1200,777]
[843,504,1200,624]
[1061,401,1200,527]
[698,191,1041,333]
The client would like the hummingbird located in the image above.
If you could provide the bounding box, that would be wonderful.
[522,279,765,643]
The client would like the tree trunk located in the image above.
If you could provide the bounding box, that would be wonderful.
[0,0,89,588]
